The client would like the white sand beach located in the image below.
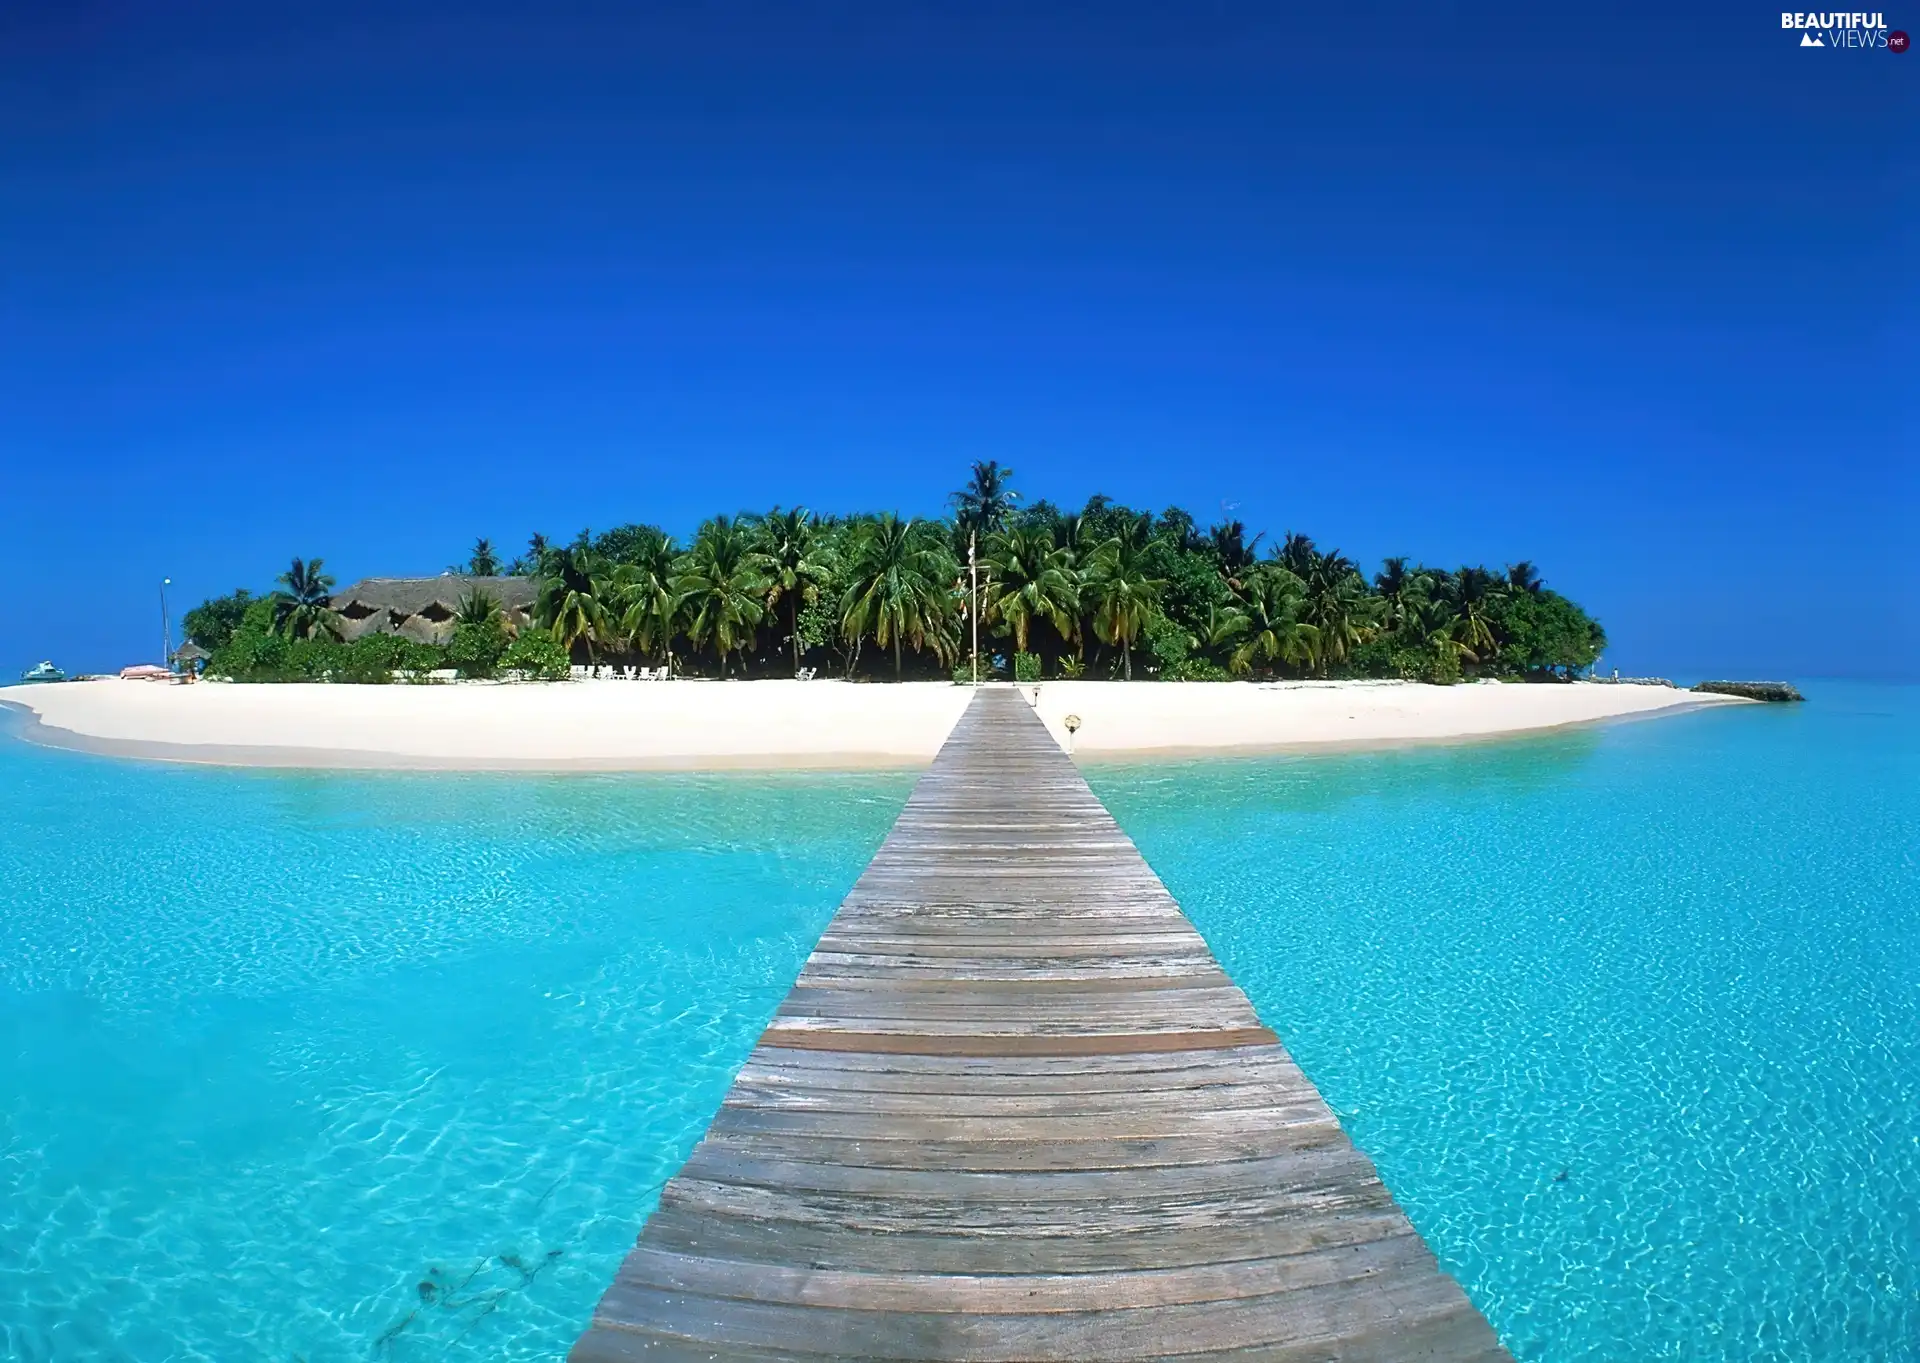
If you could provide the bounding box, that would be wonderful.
[0,677,1743,770]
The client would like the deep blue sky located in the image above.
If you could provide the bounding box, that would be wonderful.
[4,2,1912,679]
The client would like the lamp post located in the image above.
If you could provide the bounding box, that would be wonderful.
[160,577,172,668]
[969,532,979,686]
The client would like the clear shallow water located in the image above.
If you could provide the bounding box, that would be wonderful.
[0,707,910,1361]
[1090,683,1920,1362]
[4,688,1915,1362]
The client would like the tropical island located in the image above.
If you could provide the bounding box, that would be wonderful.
[178,463,1608,687]
[3,465,1737,770]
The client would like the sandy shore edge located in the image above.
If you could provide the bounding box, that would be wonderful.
[0,704,932,772]
[1068,693,1737,763]
[0,680,1748,773]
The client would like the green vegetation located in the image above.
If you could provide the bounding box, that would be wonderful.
[498,631,570,680]
[192,464,1604,683]
[452,537,502,577]
[206,598,442,682]
[269,558,341,641]
[839,513,957,680]
[181,588,255,652]
[445,623,506,679]
[673,516,769,678]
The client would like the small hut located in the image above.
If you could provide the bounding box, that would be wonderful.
[328,576,537,646]
[171,640,211,676]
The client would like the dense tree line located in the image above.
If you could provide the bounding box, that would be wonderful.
[185,564,572,683]
[186,463,1605,683]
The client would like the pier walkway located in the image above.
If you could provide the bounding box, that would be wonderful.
[573,687,1507,1361]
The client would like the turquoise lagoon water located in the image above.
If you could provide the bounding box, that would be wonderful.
[1091,683,1920,1361]
[3,684,1916,1360]
[0,710,911,1361]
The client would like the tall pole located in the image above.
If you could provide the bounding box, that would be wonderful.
[969,532,978,686]
[160,577,172,667]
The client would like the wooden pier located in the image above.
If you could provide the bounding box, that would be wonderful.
[573,687,1508,1361]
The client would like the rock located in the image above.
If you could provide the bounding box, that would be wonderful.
[1692,681,1805,702]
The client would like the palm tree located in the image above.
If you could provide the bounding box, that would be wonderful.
[951,460,1019,540]
[753,508,832,675]
[1202,599,1245,644]
[1292,546,1376,673]
[610,528,681,665]
[1048,513,1106,656]
[1219,566,1318,676]
[1374,556,1432,633]
[984,525,1079,661]
[1443,566,1501,659]
[673,516,769,677]
[509,532,552,577]
[1083,512,1165,680]
[1407,596,1476,672]
[1506,560,1543,594]
[1208,520,1265,591]
[1278,531,1319,581]
[535,544,615,659]
[467,538,502,576]
[272,557,341,640]
[839,514,958,679]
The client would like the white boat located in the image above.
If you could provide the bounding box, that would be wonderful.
[19,661,65,683]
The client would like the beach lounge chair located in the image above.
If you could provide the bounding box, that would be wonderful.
[621,666,637,680]
[570,665,589,681]
[428,668,459,684]
[796,667,816,681]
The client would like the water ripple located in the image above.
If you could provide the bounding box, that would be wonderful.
[0,731,907,1362]
[1091,683,1920,1363]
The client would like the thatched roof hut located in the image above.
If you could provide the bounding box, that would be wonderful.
[171,640,210,665]
[329,575,536,645]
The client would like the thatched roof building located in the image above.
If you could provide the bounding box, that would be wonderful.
[330,575,536,645]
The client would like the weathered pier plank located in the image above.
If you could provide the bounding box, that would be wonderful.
[573,687,1508,1361]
